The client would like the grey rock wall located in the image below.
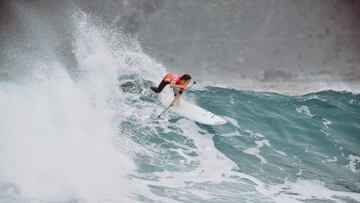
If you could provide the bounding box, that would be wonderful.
[118,0,360,85]
[2,0,360,91]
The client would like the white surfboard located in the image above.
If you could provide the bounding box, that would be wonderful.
[159,88,226,125]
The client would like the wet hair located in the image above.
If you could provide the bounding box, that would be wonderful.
[180,74,191,81]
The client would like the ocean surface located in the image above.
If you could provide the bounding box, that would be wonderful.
[0,10,360,203]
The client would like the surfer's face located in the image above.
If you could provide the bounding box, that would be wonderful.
[180,79,190,85]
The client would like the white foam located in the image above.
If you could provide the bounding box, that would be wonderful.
[244,148,268,164]
[322,118,332,128]
[320,129,330,136]
[164,119,239,182]
[244,140,269,164]
[245,130,265,138]
[223,116,240,128]
[325,157,338,163]
[243,139,287,164]
[266,179,360,202]
[274,150,287,156]
[296,105,314,117]
[347,155,360,173]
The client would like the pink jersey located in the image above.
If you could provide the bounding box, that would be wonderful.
[163,73,179,83]
[163,73,185,93]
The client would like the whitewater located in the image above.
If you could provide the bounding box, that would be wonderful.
[0,9,359,203]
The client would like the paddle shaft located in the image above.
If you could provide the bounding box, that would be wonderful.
[157,105,171,118]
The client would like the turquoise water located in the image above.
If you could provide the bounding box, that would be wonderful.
[0,10,359,203]
[119,83,360,202]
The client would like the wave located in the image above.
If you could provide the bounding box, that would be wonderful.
[0,7,359,203]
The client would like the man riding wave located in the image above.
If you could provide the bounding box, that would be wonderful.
[151,73,192,106]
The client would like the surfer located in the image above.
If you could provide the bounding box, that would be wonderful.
[151,73,192,106]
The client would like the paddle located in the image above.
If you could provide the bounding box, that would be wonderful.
[157,105,171,119]
[189,81,197,88]
[156,81,197,119]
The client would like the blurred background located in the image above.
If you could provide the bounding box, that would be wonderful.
[1,0,360,94]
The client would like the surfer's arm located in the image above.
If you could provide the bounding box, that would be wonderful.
[170,79,191,89]
[170,93,181,106]
[169,83,186,89]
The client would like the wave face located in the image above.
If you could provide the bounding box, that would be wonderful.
[1,7,360,203]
